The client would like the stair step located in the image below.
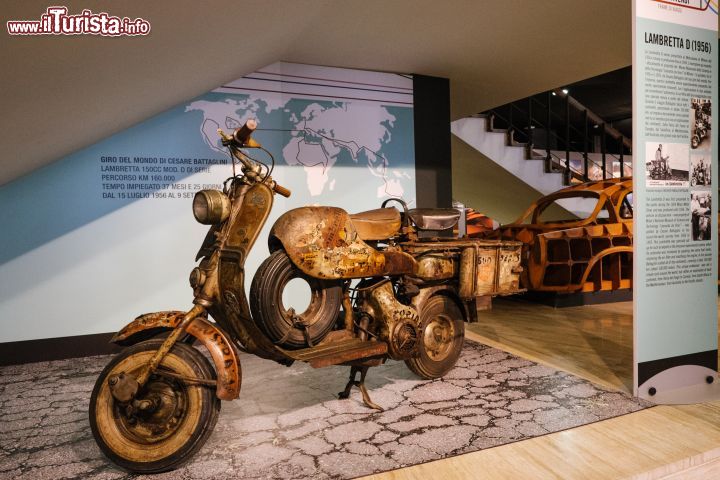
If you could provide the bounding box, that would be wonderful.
[507,130,527,148]
[287,338,388,368]
[526,146,543,159]
[487,115,510,134]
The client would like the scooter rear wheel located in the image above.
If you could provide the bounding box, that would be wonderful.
[89,339,220,473]
[405,295,465,379]
[251,249,343,348]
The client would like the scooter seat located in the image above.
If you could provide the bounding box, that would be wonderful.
[349,207,401,240]
[408,208,461,231]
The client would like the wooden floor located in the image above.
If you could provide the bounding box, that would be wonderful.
[363,297,720,479]
[469,297,634,393]
[364,401,720,480]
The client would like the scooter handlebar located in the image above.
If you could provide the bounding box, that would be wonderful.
[273,183,291,198]
[232,119,257,147]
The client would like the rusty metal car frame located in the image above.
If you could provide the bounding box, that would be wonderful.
[488,178,633,293]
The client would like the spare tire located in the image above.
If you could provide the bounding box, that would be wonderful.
[250,250,343,349]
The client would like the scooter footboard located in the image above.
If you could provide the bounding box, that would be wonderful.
[111,311,241,400]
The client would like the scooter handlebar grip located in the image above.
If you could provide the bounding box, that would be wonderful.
[232,119,257,146]
[273,183,291,198]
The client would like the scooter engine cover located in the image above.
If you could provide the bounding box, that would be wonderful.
[390,319,419,359]
[362,282,420,360]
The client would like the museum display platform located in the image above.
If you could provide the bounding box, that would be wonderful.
[2,298,719,479]
[366,394,720,480]
[0,338,646,479]
[468,297,634,392]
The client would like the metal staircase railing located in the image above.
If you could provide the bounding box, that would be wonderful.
[536,149,634,184]
[483,89,631,184]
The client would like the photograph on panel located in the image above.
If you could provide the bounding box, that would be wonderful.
[691,191,712,241]
[690,98,711,151]
[690,153,711,186]
[645,141,689,187]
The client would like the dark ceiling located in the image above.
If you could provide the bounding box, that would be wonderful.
[565,66,632,139]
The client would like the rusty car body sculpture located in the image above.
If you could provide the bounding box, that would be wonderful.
[486,178,633,293]
[89,120,524,473]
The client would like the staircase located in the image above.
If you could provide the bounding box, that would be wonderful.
[451,90,633,218]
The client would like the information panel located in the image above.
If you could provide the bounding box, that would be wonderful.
[633,0,718,402]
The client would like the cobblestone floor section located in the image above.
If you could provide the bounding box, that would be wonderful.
[0,341,650,479]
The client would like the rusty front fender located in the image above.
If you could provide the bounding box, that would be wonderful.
[111,311,241,401]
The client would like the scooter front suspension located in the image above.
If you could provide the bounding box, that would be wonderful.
[134,304,207,388]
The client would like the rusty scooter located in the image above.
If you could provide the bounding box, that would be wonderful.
[89,120,523,473]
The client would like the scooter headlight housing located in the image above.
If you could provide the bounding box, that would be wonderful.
[193,190,231,225]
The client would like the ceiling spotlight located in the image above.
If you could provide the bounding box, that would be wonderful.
[552,92,557,96]
[562,88,569,94]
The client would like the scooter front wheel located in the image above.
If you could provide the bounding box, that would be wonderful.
[89,339,220,473]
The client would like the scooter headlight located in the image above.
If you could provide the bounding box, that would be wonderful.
[193,190,231,225]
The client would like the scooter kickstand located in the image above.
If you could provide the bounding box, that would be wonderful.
[338,366,383,411]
